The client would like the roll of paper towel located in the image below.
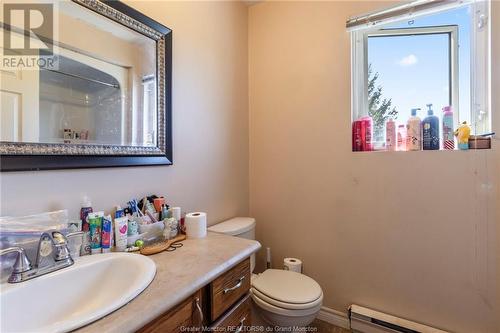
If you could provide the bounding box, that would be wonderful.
[283,258,302,273]
[185,212,207,238]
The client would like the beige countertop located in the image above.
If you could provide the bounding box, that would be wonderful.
[75,232,261,333]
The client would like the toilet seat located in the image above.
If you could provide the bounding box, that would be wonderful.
[251,269,323,312]
[251,291,323,317]
[251,287,323,310]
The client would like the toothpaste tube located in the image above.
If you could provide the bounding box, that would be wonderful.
[88,213,102,254]
[101,215,112,253]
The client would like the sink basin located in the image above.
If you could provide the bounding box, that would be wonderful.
[1,252,156,333]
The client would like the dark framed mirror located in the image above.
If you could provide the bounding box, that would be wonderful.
[0,0,172,171]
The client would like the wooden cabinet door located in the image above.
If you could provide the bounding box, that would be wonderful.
[138,290,203,333]
[210,258,251,321]
[211,293,251,333]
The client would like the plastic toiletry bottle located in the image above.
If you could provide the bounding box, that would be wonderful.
[442,106,455,150]
[455,121,471,150]
[114,216,128,252]
[80,196,93,256]
[352,120,363,151]
[101,215,112,253]
[88,213,102,254]
[406,108,422,151]
[385,118,396,151]
[397,124,407,151]
[161,204,170,220]
[115,205,125,218]
[422,104,440,150]
[360,116,373,151]
[80,196,93,232]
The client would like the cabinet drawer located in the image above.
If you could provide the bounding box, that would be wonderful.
[211,293,251,332]
[210,258,251,321]
[138,290,203,333]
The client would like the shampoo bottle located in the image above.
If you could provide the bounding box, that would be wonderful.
[397,124,407,151]
[442,106,455,150]
[406,108,422,151]
[422,104,440,150]
[385,118,396,151]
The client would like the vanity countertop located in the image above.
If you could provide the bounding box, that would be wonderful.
[75,232,261,333]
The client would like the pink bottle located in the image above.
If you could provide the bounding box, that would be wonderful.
[442,106,455,150]
[397,124,407,151]
[352,116,373,152]
[360,116,373,151]
[385,118,396,151]
[352,120,363,151]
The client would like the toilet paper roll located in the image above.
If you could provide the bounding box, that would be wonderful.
[185,212,207,239]
[169,207,181,221]
[283,258,302,273]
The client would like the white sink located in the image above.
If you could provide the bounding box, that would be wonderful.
[1,252,156,333]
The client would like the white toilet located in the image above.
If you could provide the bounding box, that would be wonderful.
[208,217,323,329]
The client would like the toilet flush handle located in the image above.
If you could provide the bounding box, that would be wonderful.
[223,276,245,294]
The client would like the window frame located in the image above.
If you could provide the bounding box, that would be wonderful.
[350,1,491,140]
[352,25,459,132]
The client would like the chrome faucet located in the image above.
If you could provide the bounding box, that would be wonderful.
[0,230,81,283]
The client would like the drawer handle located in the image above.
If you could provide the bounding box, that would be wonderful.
[223,276,245,294]
[235,316,246,333]
[194,296,203,328]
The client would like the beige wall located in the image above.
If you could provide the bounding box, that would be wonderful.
[0,1,498,332]
[249,1,499,332]
[0,1,250,225]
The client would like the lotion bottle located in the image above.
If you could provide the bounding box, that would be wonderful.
[114,216,128,252]
[385,118,396,151]
[406,108,422,151]
[397,124,407,151]
[422,104,440,150]
[442,106,455,150]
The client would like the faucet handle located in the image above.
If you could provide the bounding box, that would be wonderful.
[0,247,32,274]
[51,231,68,246]
[51,231,72,261]
[66,231,84,240]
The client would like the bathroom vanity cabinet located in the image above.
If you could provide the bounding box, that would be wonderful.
[138,258,251,333]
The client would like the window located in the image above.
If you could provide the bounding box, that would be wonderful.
[349,0,491,151]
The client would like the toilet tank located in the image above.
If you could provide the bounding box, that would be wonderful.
[207,217,256,272]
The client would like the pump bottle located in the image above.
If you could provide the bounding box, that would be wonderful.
[406,108,422,151]
[422,104,440,150]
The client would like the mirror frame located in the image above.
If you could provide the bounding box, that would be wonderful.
[0,0,172,171]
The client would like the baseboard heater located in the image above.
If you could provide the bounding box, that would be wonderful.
[349,305,449,333]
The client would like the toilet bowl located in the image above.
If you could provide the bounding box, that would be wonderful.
[251,269,323,328]
[207,218,323,329]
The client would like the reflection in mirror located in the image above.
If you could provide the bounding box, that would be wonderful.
[1,0,157,147]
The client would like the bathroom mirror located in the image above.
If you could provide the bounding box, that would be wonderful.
[0,0,172,171]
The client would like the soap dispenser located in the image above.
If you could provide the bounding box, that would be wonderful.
[422,104,440,150]
[406,108,422,151]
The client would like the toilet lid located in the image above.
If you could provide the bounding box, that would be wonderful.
[251,287,323,311]
[251,269,322,305]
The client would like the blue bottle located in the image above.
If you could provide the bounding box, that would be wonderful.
[422,104,440,150]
